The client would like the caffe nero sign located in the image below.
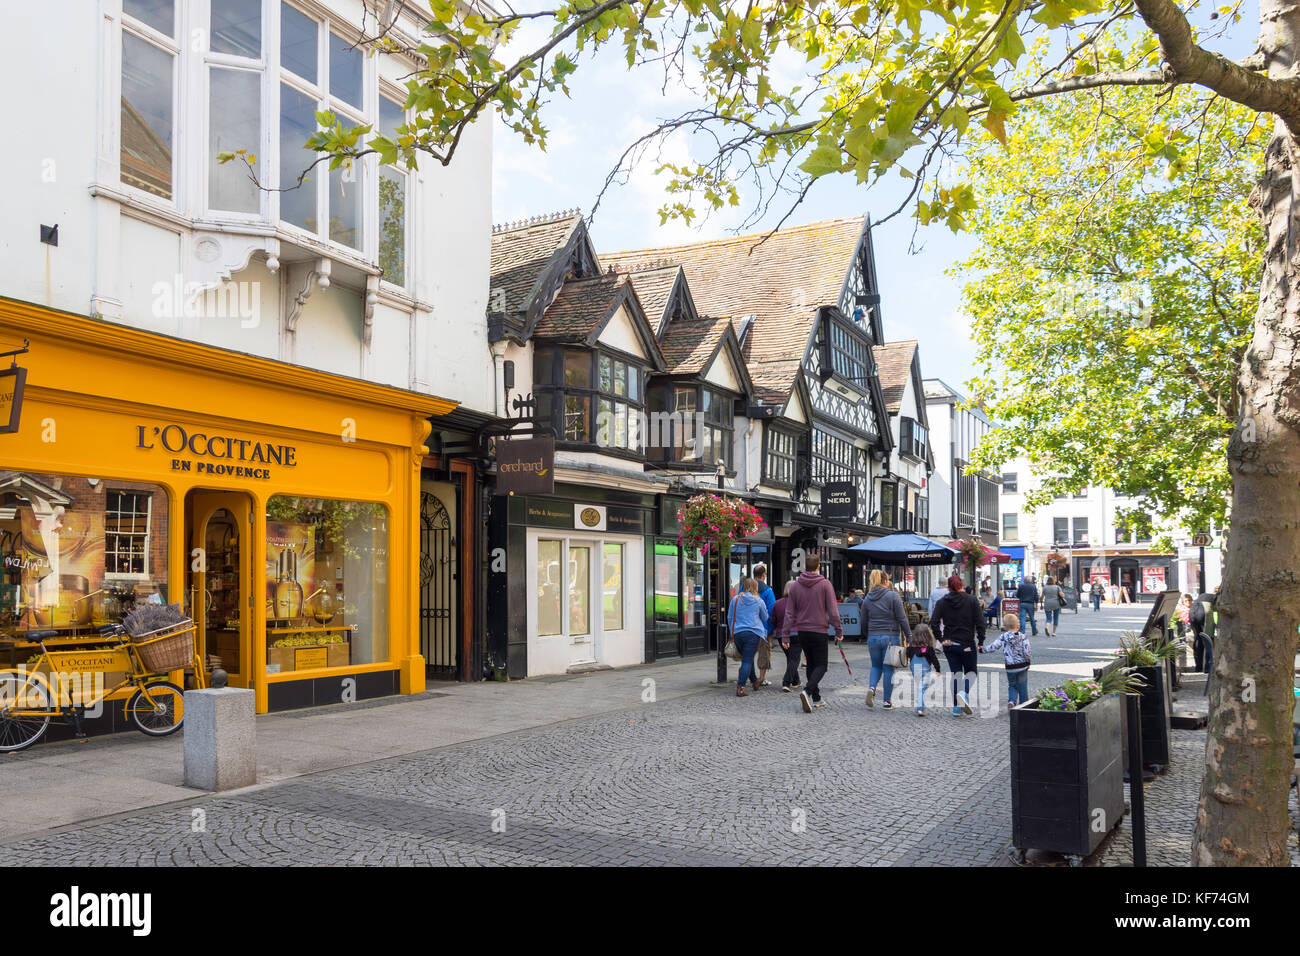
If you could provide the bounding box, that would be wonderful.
[821,481,857,521]
[497,437,555,495]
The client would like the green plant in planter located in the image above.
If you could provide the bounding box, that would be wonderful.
[1115,629,1183,667]
[1036,668,1145,711]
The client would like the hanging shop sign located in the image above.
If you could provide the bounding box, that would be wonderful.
[497,436,555,495]
[135,422,297,480]
[0,365,26,435]
[820,481,856,521]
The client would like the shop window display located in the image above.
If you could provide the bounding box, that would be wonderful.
[264,496,388,674]
[0,473,169,640]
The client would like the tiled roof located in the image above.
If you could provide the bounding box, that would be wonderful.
[659,316,733,374]
[605,216,865,403]
[610,262,680,330]
[874,340,917,415]
[533,271,627,340]
[489,212,584,316]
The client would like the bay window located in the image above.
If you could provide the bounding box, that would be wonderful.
[535,347,645,453]
[116,0,414,287]
[646,384,734,468]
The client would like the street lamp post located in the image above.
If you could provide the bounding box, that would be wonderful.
[716,462,728,684]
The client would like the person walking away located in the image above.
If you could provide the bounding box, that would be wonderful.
[928,580,948,615]
[752,564,776,687]
[930,574,986,715]
[774,581,801,691]
[1190,589,1217,674]
[728,577,769,697]
[778,553,843,712]
[981,612,1031,712]
[1041,576,1065,638]
[1016,576,1040,636]
[863,569,912,710]
[1090,579,1104,612]
[907,622,941,716]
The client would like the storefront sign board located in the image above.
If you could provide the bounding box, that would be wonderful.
[497,437,555,495]
[0,366,25,434]
[821,482,856,521]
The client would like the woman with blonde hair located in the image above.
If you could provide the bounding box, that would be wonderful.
[863,569,912,710]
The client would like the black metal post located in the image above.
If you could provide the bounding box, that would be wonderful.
[1198,544,1206,595]
[1125,692,1147,867]
[716,467,727,684]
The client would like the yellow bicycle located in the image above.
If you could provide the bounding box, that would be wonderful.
[0,623,192,752]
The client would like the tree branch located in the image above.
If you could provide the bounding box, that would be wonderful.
[1012,68,1178,101]
[1133,0,1300,129]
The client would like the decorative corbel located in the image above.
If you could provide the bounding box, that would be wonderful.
[363,274,380,350]
[285,258,331,334]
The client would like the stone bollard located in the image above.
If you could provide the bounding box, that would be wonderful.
[183,682,256,791]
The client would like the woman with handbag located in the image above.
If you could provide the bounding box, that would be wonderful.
[863,569,912,710]
[1041,576,1065,637]
[727,577,769,697]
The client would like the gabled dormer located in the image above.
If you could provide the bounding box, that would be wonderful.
[487,211,601,344]
[645,311,754,474]
[530,271,666,461]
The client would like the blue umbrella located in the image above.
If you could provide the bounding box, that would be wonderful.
[846,532,956,566]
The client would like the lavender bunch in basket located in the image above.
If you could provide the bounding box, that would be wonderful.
[122,603,190,638]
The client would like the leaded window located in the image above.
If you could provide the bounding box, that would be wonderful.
[763,427,798,487]
[535,347,644,454]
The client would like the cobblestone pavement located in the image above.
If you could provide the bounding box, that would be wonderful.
[0,606,1270,866]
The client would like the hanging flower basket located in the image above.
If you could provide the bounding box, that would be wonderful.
[952,537,995,570]
[1044,550,1070,572]
[677,494,766,561]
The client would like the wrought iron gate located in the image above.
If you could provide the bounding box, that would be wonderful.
[420,492,457,679]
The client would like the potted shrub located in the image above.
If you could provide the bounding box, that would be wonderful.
[1009,670,1140,865]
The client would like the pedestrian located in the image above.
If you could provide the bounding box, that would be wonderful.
[1174,593,1193,641]
[863,569,912,710]
[980,612,1032,711]
[928,579,948,614]
[1190,589,1217,674]
[906,622,941,716]
[774,581,801,692]
[728,577,769,697]
[1090,578,1104,612]
[929,574,986,715]
[752,563,776,687]
[1041,576,1065,638]
[1015,576,1040,636]
[778,553,843,713]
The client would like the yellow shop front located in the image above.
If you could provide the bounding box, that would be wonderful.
[0,298,453,722]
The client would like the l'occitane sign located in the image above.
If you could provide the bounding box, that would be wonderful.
[135,423,298,480]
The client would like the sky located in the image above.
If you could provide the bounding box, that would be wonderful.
[489,1,1259,394]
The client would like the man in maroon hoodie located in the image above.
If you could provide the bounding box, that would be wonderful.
[779,553,843,712]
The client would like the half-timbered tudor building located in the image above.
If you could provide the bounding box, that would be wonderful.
[605,216,896,600]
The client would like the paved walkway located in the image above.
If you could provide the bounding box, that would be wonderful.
[1,605,1289,865]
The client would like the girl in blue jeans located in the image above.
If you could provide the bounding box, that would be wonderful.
[906,623,941,716]
[728,578,769,697]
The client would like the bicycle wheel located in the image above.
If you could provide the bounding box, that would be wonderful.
[0,672,52,752]
[128,681,184,737]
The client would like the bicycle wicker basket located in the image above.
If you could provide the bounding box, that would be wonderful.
[132,622,196,674]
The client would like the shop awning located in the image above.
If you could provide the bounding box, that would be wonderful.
[847,532,956,565]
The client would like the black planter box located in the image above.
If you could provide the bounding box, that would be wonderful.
[1010,692,1125,859]
[1133,663,1173,768]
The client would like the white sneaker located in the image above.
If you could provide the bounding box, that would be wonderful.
[799,691,812,714]
[956,692,973,715]
[865,686,875,708]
